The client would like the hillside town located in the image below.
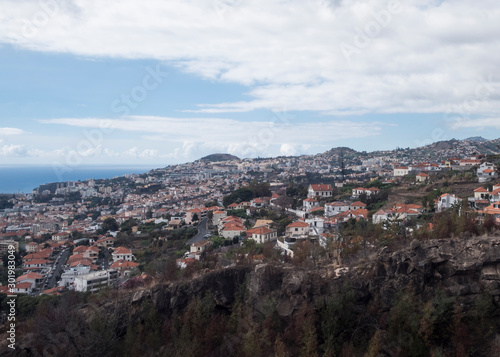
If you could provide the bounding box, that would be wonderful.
[1,139,500,295]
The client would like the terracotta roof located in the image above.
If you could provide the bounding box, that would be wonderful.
[86,246,99,253]
[250,226,274,235]
[23,253,47,261]
[287,221,310,228]
[69,259,92,268]
[110,260,139,269]
[303,198,318,202]
[114,247,132,254]
[351,209,369,217]
[187,208,202,213]
[67,254,84,265]
[16,272,43,281]
[326,201,348,206]
[24,259,47,265]
[192,239,210,247]
[223,224,246,231]
[15,282,33,290]
[73,246,88,254]
[42,286,64,295]
[310,184,333,191]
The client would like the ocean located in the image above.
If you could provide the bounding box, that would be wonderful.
[0,165,158,194]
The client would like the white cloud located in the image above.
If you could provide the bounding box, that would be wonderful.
[0,128,25,135]
[449,118,500,130]
[0,144,27,157]
[280,143,297,156]
[1,0,500,116]
[39,116,384,148]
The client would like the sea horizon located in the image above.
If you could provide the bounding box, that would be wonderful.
[0,164,159,194]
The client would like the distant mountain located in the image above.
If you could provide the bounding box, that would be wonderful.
[323,147,358,156]
[315,138,500,164]
[463,136,488,142]
[199,153,240,162]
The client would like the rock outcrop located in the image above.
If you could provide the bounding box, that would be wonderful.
[8,235,500,356]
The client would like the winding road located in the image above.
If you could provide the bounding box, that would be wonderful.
[187,218,209,245]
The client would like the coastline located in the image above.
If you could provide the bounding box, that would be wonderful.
[0,165,158,194]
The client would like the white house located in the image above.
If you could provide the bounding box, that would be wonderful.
[325,202,350,217]
[474,187,490,200]
[14,282,33,294]
[352,187,380,198]
[250,198,264,208]
[485,201,500,219]
[16,272,43,288]
[248,226,277,244]
[112,247,135,262]
[23,259,48,270]
[220,225,246,239]
[74,270,119,293]
[185,208,203,225]
[478,163,498,183]
[349,201,367,211]
[416,172,430,183]
[307,184,333,198]
[305,217,325,236]
[303,198,320,212]
[190,239,210,255]
[25,242,40,253]
[285,221,309,237]
[59,266,91,288]
[372,209,391,224]
[212,210,227,226]
[83,246,99,263]
[437,193,462,212]
[394,166,410,177]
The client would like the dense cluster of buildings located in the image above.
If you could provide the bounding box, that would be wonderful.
[1,147,499,292]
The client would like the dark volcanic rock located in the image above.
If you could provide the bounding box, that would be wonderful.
[8,236,500,356]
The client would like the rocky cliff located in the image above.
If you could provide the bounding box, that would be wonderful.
[8,234,500,356]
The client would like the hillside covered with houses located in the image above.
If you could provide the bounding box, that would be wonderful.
[0,138,499,296]
[1,139,500,355]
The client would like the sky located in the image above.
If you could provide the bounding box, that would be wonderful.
[1,0,500,167]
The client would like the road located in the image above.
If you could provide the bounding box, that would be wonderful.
[103,247,110,270]
[187,218,209,245]
[46,249,69,289]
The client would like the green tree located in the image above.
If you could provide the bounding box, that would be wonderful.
[211,235,225,249]
[100,217,119,233]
